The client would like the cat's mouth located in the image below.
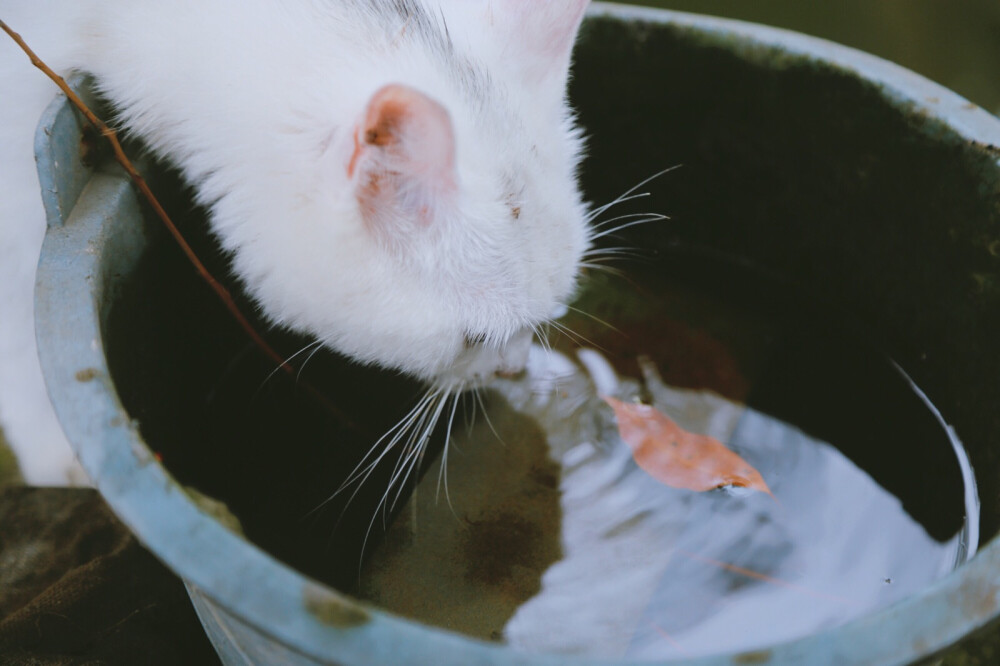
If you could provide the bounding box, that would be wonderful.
[435,327,534,391]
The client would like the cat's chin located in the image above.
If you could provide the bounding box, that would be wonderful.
[430,327,533,393]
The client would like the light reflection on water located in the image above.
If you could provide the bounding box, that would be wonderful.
[503,346,974,658]
[362,343,977,659]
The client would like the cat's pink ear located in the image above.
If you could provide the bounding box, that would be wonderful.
[348,84,456,228]
[488,0,588,88]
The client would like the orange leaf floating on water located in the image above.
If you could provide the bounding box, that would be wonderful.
[602,396,773,497]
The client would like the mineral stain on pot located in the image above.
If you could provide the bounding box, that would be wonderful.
[303,585,371,628]
[734,649,773,665]
[74,367,99,382]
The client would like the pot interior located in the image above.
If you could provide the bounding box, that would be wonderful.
[99,13,1000,661]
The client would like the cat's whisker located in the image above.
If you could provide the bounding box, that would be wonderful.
[381,425,427,520]
[584,165,680,223]
[588,214,668,242]
[590,211,669,231]
[341,392,433,487]
[581,167,677,286]
[360,387,457,567]
[435,392,463,517]
[416,390,457,478]
[530,321,553,357]
[326,431,410,527]
[585,192,650,223]
[462,385,476,432]
[295,341,327,383]
[356,391,440,493]
[580,255,642,269]
[565,304,620,334]
[579,261,625,277]
[473,386,504,446]
[253,339,324,397]
[398,389,466,522]
[385,391,446,517]
[315,387,438,519]
[581,256,625,265]
[547,318,604,351]
[582,246,643,259]
[356,390,440,566]
[590,211,654,229]
[204,342,256,407]
[382,438,424,524]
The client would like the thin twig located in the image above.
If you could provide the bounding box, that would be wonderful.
[1,19,367,436]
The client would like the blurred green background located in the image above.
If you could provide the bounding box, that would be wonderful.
[607,0,1000,116]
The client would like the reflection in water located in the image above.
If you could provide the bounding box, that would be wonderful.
[362,344,976,659]
[360,390,564,641]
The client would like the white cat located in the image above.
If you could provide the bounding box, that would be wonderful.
[0,1,591,484]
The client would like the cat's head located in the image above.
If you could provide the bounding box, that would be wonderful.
[233,0,590,390]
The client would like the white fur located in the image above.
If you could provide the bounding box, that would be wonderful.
[0,1,590,484]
